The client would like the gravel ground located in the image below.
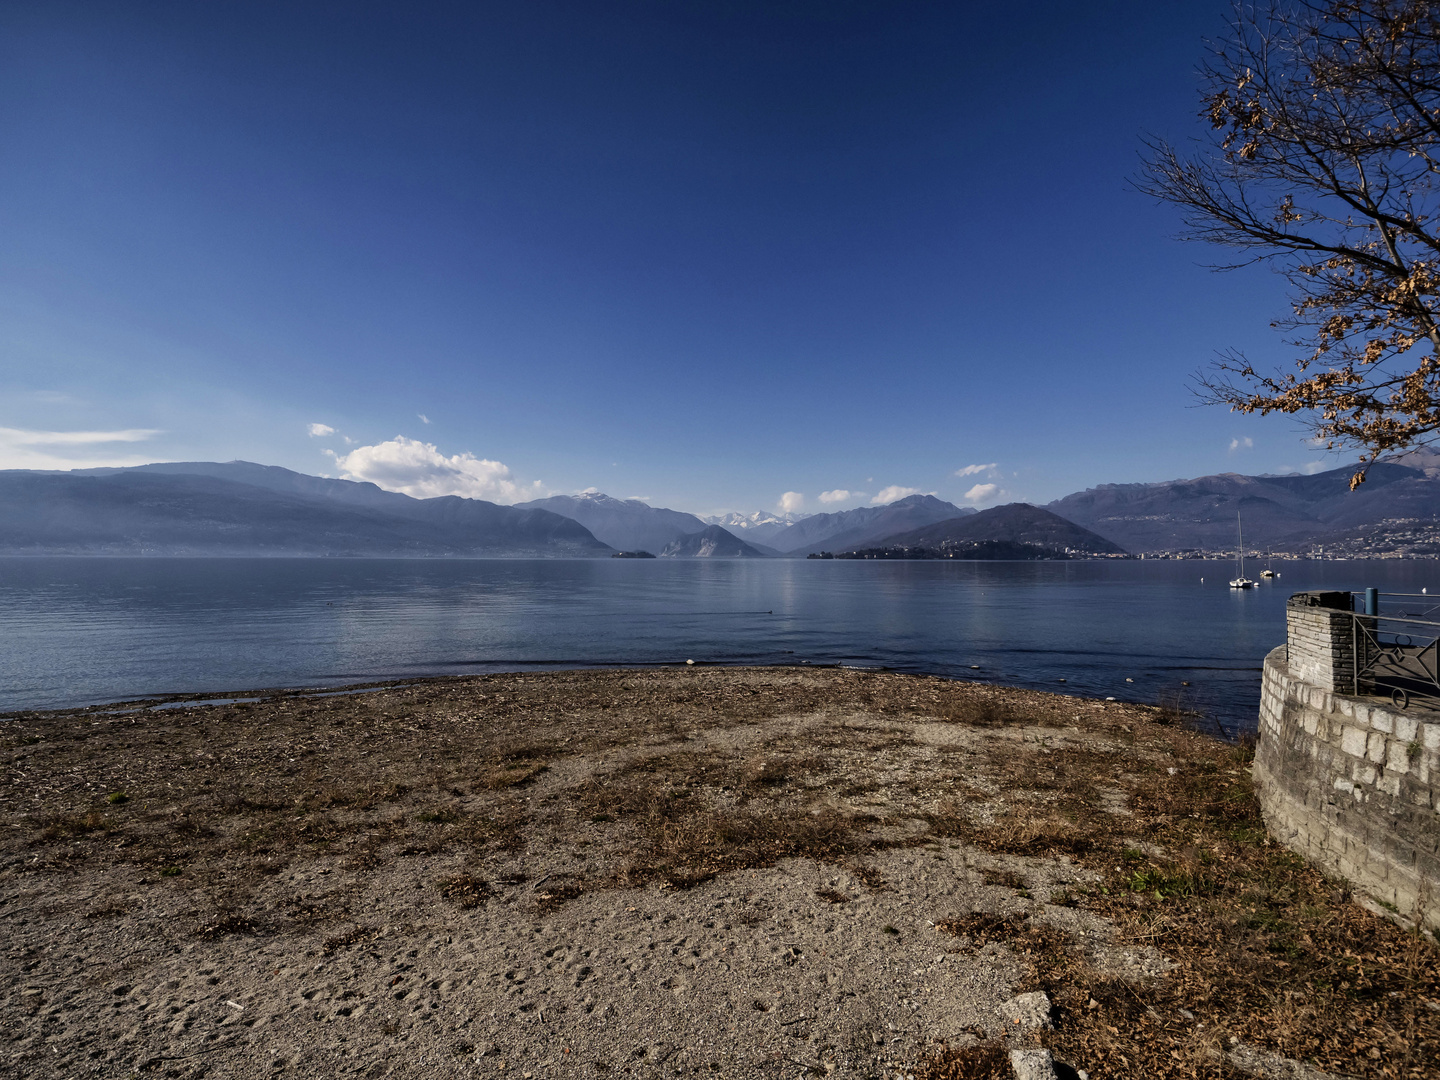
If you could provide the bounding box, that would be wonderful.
[1,667,1434,1079]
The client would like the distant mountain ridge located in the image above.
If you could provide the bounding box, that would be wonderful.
[12,455,1440,559]
[516,492,706,554]
[1045,457,1440,551]
[770,494,976,555]
[700,510,809,544]
[0,463,610,557]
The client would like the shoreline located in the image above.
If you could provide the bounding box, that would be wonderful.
[0,663,1234,738]
[2,666,1433,1078]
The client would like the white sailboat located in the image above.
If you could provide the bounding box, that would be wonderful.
[1230,512,1256,589]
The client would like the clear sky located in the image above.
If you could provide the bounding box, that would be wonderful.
[0,0,1331,516]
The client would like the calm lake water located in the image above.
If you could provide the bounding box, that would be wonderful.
[2,557,1436,729]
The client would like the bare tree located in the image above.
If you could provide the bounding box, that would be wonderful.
[1139,1,1440,485]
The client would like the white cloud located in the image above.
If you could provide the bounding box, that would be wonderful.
[779,491,805,513]
[819,489,858,504]
[1229,436,1254,453]
[418,414,430,425]
[0,426,162,470]
[954,463,996,477]
[329,436,543,503]
[872,485,926,505]
[0,426,158,445]
[307,423,336,437]
[964,483,1001,503]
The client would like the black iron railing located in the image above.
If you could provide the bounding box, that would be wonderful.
[1345,591,1440,709]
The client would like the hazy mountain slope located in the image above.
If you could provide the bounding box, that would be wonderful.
[516,493,705,554]
[1300,470,1440,531]
[876,504,1128,555]
[0,470,611,557]
[787,495,976,555]
[767,495,973,553]
[659,525,768,557]
[72,460,418,514]
[1045,461,1440,551]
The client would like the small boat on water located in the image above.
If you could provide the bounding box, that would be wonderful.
[1230,513,1257,589]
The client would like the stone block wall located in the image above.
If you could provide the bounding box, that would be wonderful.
[1285,591,1357,694]
[1255,645,1440,931]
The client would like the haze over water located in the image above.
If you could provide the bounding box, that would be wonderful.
[6,558,1437,728]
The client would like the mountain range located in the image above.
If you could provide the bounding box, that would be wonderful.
[8,454,1440,558]
[516,492,707,555]
[0,464,609,557]
[762,495,976,554]
[699,510,809,544]
[1045,452,1440,552]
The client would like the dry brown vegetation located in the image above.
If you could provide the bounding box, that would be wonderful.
[1,667,1436,1078]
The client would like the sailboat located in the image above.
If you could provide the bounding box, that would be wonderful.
[1230,512,1257,589]
[1260,551,1278,579]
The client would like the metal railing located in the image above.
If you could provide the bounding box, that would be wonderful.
[1346,590,1440,709]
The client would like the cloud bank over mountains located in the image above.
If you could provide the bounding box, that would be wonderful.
[328,436,544,503]
[964,483,1001,503]
[871,485,926,505]
[0,426,162,471]
[304,423,1010,515]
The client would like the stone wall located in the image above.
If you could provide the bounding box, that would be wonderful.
[1284,591,1356,694]
[1255,643,1440,931]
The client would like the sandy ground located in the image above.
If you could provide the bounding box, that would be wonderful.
[1,667,1435,1080]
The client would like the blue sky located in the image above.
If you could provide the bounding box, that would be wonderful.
[0,0,1331,516]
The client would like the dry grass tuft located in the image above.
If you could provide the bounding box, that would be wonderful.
[741,755,789,787]
[534,881,584,911]
[35,811,107,842]
[321,925,378,955]
[934,913,1028,947]
[197,912,261,939]
[434,873,491,909]
[911,1043,1011,1080]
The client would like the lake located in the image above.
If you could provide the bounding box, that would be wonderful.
[2,557,1435,729]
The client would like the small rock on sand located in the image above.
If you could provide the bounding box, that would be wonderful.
[1009,1048,1058,1080]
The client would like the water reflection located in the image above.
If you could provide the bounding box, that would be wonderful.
[2,557,1434,728]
